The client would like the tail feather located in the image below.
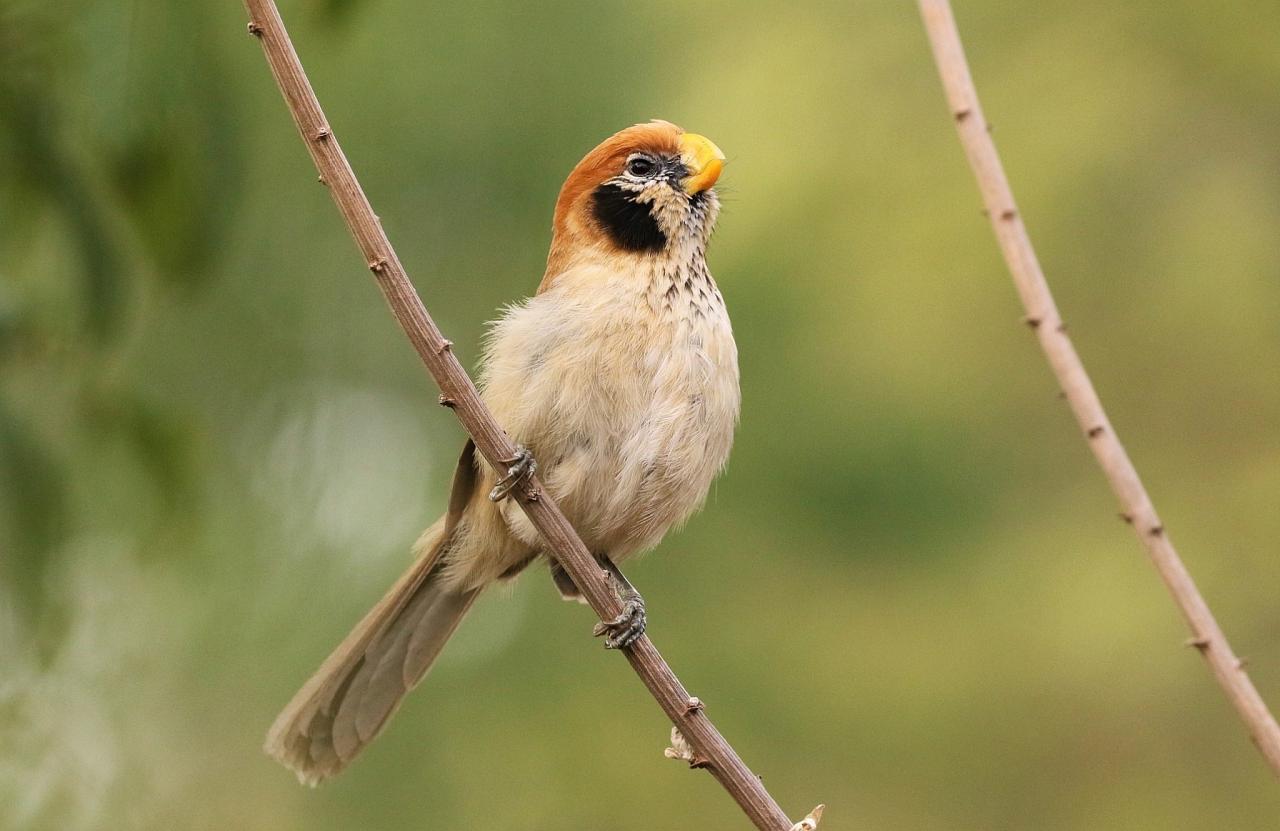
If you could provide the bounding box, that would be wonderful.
[264,518,480,784]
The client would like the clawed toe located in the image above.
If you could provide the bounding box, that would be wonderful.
[593,596,646,649]
[488,445,536,502]
[586,556,648,649]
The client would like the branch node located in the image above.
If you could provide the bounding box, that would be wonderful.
[436,339,453,355]
[314,127,332,142]
[664,727,711,769]
[247,21,264,36]
[999,208,1017,221]
[1087,425,1106,439]
[1022,315,1042,329]
[1056,321,1068,334]
[317,174,327,186]
[1118,512,1134,524]
[1148,524,1165,538]
[953,108,972,121]
[790,804,826,831]
[437,394,456,408]
[368,257,389,274]
[1185,637,1211,651]
[1238,656,1251,670]
[684,696,706,715]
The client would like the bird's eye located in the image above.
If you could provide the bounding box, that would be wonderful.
[626,157,656,177]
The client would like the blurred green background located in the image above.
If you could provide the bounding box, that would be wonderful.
[3,0,1279,828]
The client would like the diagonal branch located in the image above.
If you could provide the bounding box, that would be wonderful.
[240,1,803,827]
[917,0,1280,777]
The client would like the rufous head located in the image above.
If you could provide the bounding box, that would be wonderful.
[543,121,725,280]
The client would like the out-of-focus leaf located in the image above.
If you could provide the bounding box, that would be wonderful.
[83,390,197,521]
[0,403,68,614]
[0,6,128,345]
[99,3,244,292]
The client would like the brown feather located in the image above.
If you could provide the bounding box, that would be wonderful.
[263,441,482,784]
[540,120,684,291]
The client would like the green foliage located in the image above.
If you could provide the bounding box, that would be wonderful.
[2,1,1279,829]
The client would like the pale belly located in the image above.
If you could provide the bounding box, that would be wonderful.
[482,269,740,563]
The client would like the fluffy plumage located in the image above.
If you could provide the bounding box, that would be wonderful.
[265,120,739,783]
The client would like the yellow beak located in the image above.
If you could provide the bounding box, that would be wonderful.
[679,133,725,194]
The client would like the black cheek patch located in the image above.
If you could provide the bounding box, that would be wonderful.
[591,183,667,252]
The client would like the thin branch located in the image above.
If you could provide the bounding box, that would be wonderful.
[240,1,800,826]
[917,0,1280,776]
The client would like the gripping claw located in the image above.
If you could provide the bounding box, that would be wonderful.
[592,557,647,649]
[489,444,536,502]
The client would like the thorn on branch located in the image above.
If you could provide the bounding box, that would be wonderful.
[1148,524,1165,538]
[1022,315,1042,329]
[247,21,264,36]
[1185,637,1210,651]
[953,108,972,122]
[1087,425,1106,439]
[436,339,453,355]
[1056,321,1068,334]
[683,696,705,715]
[317,174,327,186]
[999,208,1017,221]
[1119,512,1134,524]
[438,394,456,408]
[664,727,710,769]
[314,127,332,142]
[790,804,826,831]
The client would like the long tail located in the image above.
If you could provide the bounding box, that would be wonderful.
[264,516,480,784]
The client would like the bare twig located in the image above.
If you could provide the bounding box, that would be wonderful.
[241,1,801,826]
[918,0,1280,776]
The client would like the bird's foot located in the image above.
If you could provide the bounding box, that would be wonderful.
[488,444,536,502]
[592,567,646,650]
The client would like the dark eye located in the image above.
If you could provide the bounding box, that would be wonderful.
[626,156,656,177]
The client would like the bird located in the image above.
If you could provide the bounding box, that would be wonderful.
[264,120,740,784]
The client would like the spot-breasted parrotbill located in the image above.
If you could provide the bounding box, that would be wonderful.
[266,121,739,784]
